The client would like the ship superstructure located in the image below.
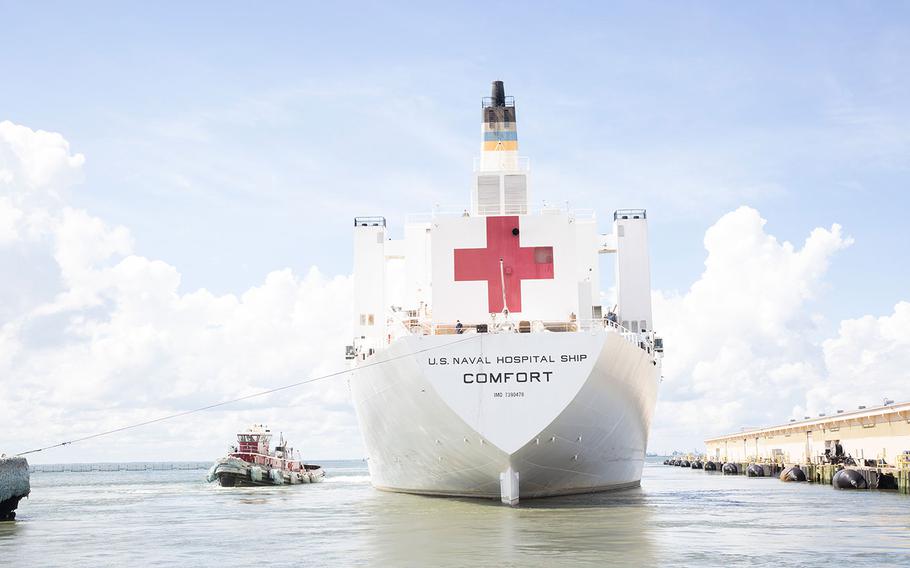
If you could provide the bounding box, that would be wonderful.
[348,81,662,505]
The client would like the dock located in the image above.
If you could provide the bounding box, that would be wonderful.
[668,458,910,493]
[687,400,910,494]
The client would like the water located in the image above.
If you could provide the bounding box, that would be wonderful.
[3,459,909,567]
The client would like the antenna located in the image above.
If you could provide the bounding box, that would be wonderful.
[499,258,509,314]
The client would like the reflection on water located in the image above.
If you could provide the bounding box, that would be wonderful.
[2,460,909,567]
[363,487,656,567]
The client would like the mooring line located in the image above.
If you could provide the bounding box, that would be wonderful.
[15,334,481,457]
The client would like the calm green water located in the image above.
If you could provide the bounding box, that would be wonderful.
[2,459,909,567]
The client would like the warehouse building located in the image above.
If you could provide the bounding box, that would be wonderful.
[705,401,910,465]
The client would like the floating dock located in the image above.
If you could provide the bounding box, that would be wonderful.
[1,456,30,520]
[695,400,910,494]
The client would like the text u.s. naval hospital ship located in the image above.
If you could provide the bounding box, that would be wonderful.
[347,81,662,505]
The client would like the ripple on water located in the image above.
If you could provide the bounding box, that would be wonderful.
[2,460,909,567]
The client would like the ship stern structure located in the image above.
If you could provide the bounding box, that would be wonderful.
[347,81,663,505]
[350,330,659,503]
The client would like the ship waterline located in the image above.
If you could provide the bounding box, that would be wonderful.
[349,329,659,500]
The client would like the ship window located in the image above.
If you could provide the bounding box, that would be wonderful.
[630,321,639,332]
[368,314,375,325]
[640,320,647,332]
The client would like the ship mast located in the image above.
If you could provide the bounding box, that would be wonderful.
[499,257,508,314]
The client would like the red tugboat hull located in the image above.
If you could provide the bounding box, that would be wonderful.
[206,425,325,487]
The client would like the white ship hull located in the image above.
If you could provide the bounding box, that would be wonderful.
[349,328,659,501]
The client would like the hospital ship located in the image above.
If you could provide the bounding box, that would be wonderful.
[347,81,662,505]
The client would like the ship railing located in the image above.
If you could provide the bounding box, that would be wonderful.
[472,156,531,172]
[395,318,656,356]
[534,204,597,219]
[228,451,303,471]
[420,318,649,347]
[581,318,650,349]
[482,95,515,108]
[570,208,596,221]
[614,209,647,221]
[406,206,471,224]
[405,204,597,224]
[604,320,655,351]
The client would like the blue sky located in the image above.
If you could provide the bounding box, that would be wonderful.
[3,2,906,313]
[2,2,909,458]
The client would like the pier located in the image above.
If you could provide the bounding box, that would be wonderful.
[668,458,910,492]
[704,401,910,466]
[673,400,910,494]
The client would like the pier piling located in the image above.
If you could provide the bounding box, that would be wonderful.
[667,456,910,495]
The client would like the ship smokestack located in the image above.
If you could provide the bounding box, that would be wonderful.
[474,80,528,215]
[491,80,506,107]
[480,81,517,155]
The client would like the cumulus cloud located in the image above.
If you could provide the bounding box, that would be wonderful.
[808,302,910,411]
[0,120,84,201]
[0,122,359,462]
[651,206,855,451]
[3,120,906,461]
[0,197,22,244]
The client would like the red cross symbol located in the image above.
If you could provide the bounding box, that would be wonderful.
[454,216,554,313]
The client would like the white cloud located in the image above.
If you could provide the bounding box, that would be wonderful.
[0,122,360,462]
[807,301,910,412]
[3,120,907,462]
[651,206,854,450]
[0,120,85,199]
[651,207,910,454]
[0,196,23,244]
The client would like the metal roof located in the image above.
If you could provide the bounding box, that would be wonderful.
[704,400,910,443]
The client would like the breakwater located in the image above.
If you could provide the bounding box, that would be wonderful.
[28,461,210,473]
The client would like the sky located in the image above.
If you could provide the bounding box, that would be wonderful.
[1,2,909,461]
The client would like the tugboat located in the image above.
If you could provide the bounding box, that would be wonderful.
[207,425,325,487]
